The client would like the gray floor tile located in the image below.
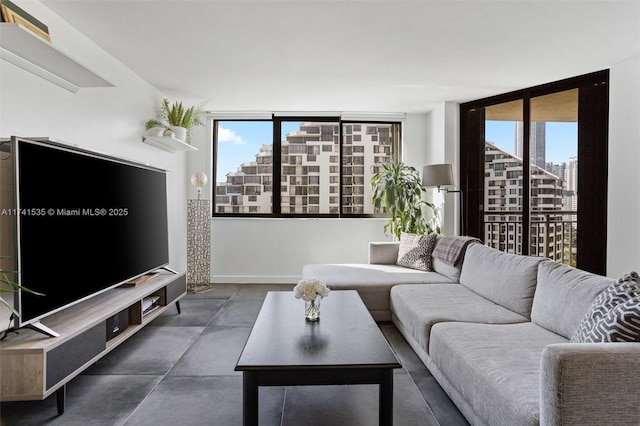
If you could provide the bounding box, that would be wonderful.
[209,299,264,327]
[84,326,204,375]
[282,384,377,426]
[392,370,441,426]
[123,376,284,426]
[281,371,437,426]
[150,298,225,327]
[229,284,292,300]
[412,374,469,426]
[184,284,238,300]
[1,375,161,426]
[168,326,251,377]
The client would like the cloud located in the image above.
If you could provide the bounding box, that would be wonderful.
[218,126,246,145]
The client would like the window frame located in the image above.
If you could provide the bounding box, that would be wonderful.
[212,116,401,218]
[459,69,609,274]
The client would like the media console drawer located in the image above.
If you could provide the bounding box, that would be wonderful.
[166,273,186,304]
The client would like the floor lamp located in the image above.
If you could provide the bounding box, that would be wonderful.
[187,172,212,293]
[421,164,463,235]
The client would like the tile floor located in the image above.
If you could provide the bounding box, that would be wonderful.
[0,284,469,426]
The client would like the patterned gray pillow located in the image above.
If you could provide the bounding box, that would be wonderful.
[396,233,438,272]
[571,271,640,343]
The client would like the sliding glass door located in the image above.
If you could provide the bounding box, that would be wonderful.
[461,71,608,274]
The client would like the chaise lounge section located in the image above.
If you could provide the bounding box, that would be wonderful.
[301,237,462,321]
[301,236,640,425]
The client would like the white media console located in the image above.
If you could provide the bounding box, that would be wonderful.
[0,270,186,415]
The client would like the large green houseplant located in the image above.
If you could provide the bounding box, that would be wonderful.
[371,162,441,240]
[145,98,205,143]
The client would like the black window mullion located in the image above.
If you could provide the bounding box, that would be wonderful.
[338,121,343,217]
[522,96,531,254]
[273,117,282,214]
[211,120,219,210]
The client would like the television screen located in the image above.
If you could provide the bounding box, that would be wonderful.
[13,138,169,326]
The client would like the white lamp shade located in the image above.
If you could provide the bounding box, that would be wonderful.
[422,164,455,188]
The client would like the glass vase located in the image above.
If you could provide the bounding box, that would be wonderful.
[305,295,321,322]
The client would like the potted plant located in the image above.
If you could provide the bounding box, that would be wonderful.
[1,258,44,319]
[371,162,441,240]
[145,98,205,143]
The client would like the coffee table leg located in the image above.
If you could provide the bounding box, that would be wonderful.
[379,369,394,426]
[243,372,259,426]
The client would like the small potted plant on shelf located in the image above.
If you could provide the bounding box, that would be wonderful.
[371,161,441,240]
[145,98,205,143]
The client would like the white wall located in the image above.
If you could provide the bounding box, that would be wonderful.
[211,218,389,283]
[424,102,460,236]
[607,55,640,277]
[0,2,187,320]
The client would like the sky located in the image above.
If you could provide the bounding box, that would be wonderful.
[485,120,577,164]
[216,120,578,182]
[216,121,302,182]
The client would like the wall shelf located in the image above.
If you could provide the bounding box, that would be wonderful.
[0,23,113,93]
[143,136,198,154]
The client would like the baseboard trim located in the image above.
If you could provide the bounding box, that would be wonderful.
[212,275,300,284]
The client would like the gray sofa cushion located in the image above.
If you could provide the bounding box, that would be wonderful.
[368,242,400,264]
[531,261,614,339]
[301,263,453,320]
[302,263,453,286]
[459,244,548,318]
[390,284,528,354]
[432,257,462,282]
[429,322,567,426]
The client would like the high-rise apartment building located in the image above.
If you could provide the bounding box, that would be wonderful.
[215,122,395,214]
[515,121,546,169]
[484,141,565,257]
[564,156,578,211]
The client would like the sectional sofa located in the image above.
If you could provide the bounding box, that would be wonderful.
[300,235,640,425]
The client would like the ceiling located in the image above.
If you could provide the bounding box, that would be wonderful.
[485,89,579,122]
[41,0,640,114]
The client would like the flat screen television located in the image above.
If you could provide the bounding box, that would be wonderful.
[2,137,170,337]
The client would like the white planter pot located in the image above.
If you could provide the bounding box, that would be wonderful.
[170,126,188,142]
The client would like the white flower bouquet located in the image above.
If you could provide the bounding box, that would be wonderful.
[293,278,330,302]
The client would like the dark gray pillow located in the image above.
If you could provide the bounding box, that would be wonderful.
[396,233,437,272]
[571,272,640,343]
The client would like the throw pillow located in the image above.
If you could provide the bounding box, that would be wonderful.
[396,232,437,272]
[571,271,640,343]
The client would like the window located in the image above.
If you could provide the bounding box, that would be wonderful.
[214,118,401,217]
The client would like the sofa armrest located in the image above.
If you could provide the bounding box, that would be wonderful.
[540,342,640,426]
[368,242,399,264]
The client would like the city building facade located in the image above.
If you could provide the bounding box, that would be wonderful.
[215,122,396,215]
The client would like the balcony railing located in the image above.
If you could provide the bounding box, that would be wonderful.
[484,210,577,267]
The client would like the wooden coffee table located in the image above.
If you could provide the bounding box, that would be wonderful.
[235,290,402,425]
